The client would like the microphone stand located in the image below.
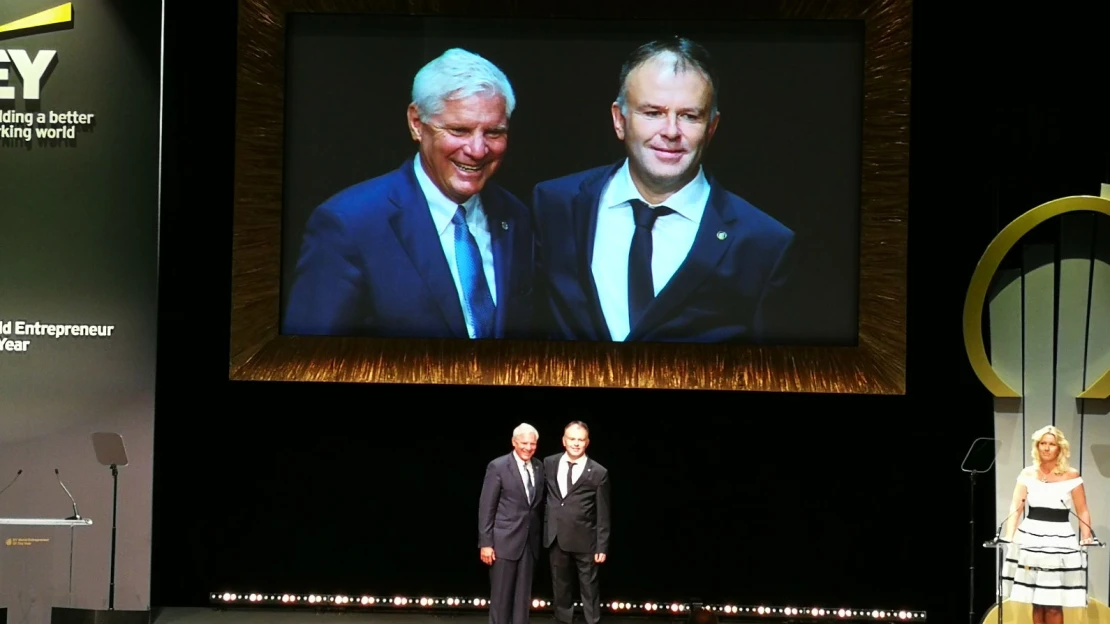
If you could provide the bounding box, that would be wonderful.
[109,463,119,610]
[968,470,977,624]
[994,526,1008,624]
[90,431,128,613]
[1059,497,1105,605]
[55,468,82,603]
[961,438,999,624]
[990,499,1021,624]
[1060,498,1101,545]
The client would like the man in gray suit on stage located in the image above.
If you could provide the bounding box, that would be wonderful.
[479,423,545,624]
[544,421,611,624]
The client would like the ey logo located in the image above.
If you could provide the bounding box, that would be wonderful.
[0,3,73,101]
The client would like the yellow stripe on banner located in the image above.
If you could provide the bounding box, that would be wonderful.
[0,4,72,35]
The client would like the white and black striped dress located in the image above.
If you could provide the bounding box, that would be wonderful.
[1002,475,1088,607]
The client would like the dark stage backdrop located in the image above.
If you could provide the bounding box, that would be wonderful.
[152,2,1110,624]
[0,0,162,619]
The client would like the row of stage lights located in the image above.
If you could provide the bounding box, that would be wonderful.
[210,592,925,622]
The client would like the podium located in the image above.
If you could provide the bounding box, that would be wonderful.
[0,517,92,624]
[983,538,1107,623]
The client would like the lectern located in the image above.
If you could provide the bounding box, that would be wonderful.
[0,516,92,624]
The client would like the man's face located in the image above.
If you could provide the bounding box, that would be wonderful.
[407,92,509,204]
[562,425,589,459]
[512,432,537,461]
[611,54,718,198]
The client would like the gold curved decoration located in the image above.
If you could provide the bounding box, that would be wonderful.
[962,195,1110,399]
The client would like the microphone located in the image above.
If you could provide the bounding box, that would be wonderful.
[0,470,22,498]
[992,497,1026,542]
[55,469,81,520]
[1060,499,1102,546]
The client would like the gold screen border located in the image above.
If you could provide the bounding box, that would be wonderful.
[229,0,911,393]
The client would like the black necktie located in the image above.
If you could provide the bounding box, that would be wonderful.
[628,199,673,329]
[566,461,576,496]
[525,465,534,503]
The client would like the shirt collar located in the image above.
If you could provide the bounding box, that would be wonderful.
[600,158,710,223]
[413,153,482,236]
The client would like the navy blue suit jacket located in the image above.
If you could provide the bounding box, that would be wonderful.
[478,452,545,561]
[282,156,536,339]
[532,162,796,344]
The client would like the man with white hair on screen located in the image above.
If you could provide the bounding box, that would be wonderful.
[479,423,545,624]
[283,48,537,341]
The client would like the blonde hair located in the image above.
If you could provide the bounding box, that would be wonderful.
[1031,425,1072,474]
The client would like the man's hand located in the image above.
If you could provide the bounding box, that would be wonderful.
[481,547,496,565]
[594,553,606,564]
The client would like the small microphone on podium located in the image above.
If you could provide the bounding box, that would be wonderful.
[55,468,81,520]
[1060,499,1101,545]
[0,469,22,498]
[993,498,1026,541]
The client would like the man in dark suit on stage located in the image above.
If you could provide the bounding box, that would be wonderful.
[531,37,795,344]
[479,423,545,624]
[543,421,610,624]
[282,48,535,340]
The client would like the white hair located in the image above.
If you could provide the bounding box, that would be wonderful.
[411,48,516,122]
[513,423,538,440]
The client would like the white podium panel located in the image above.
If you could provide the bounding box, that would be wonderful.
[0,518,92,624]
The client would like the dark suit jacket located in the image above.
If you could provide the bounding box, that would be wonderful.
[531,161,795,344]
[282,156,536,339]
[479,452,544,561]
[543,453,610,555]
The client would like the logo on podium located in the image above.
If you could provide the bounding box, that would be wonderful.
[4,536,49,547]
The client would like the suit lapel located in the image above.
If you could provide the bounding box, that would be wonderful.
[546,456,563,500]
[485,192,513,338]
[504,454,526,502]
[387,158,468,338]
[626,178,738,341]
[529,458,542,508]
[566,457,590,497]
[571,164,621,341]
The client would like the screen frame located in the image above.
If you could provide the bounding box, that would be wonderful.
[229,0,912,394]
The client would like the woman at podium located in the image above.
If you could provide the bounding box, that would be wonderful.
[1001,425,1094,624]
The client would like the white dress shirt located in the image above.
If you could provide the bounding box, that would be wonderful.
[513,451,535,501]
[413,155,498,338]
[591,159,710,341]
[557,453,587,497]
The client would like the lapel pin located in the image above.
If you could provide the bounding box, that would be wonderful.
[501,222,509,230]
[717,231,727,240]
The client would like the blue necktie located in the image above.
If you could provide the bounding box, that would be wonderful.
[628,199,673,329]
[452,205,496,338]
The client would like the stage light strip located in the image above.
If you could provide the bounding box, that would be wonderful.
[208,592,926,622]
